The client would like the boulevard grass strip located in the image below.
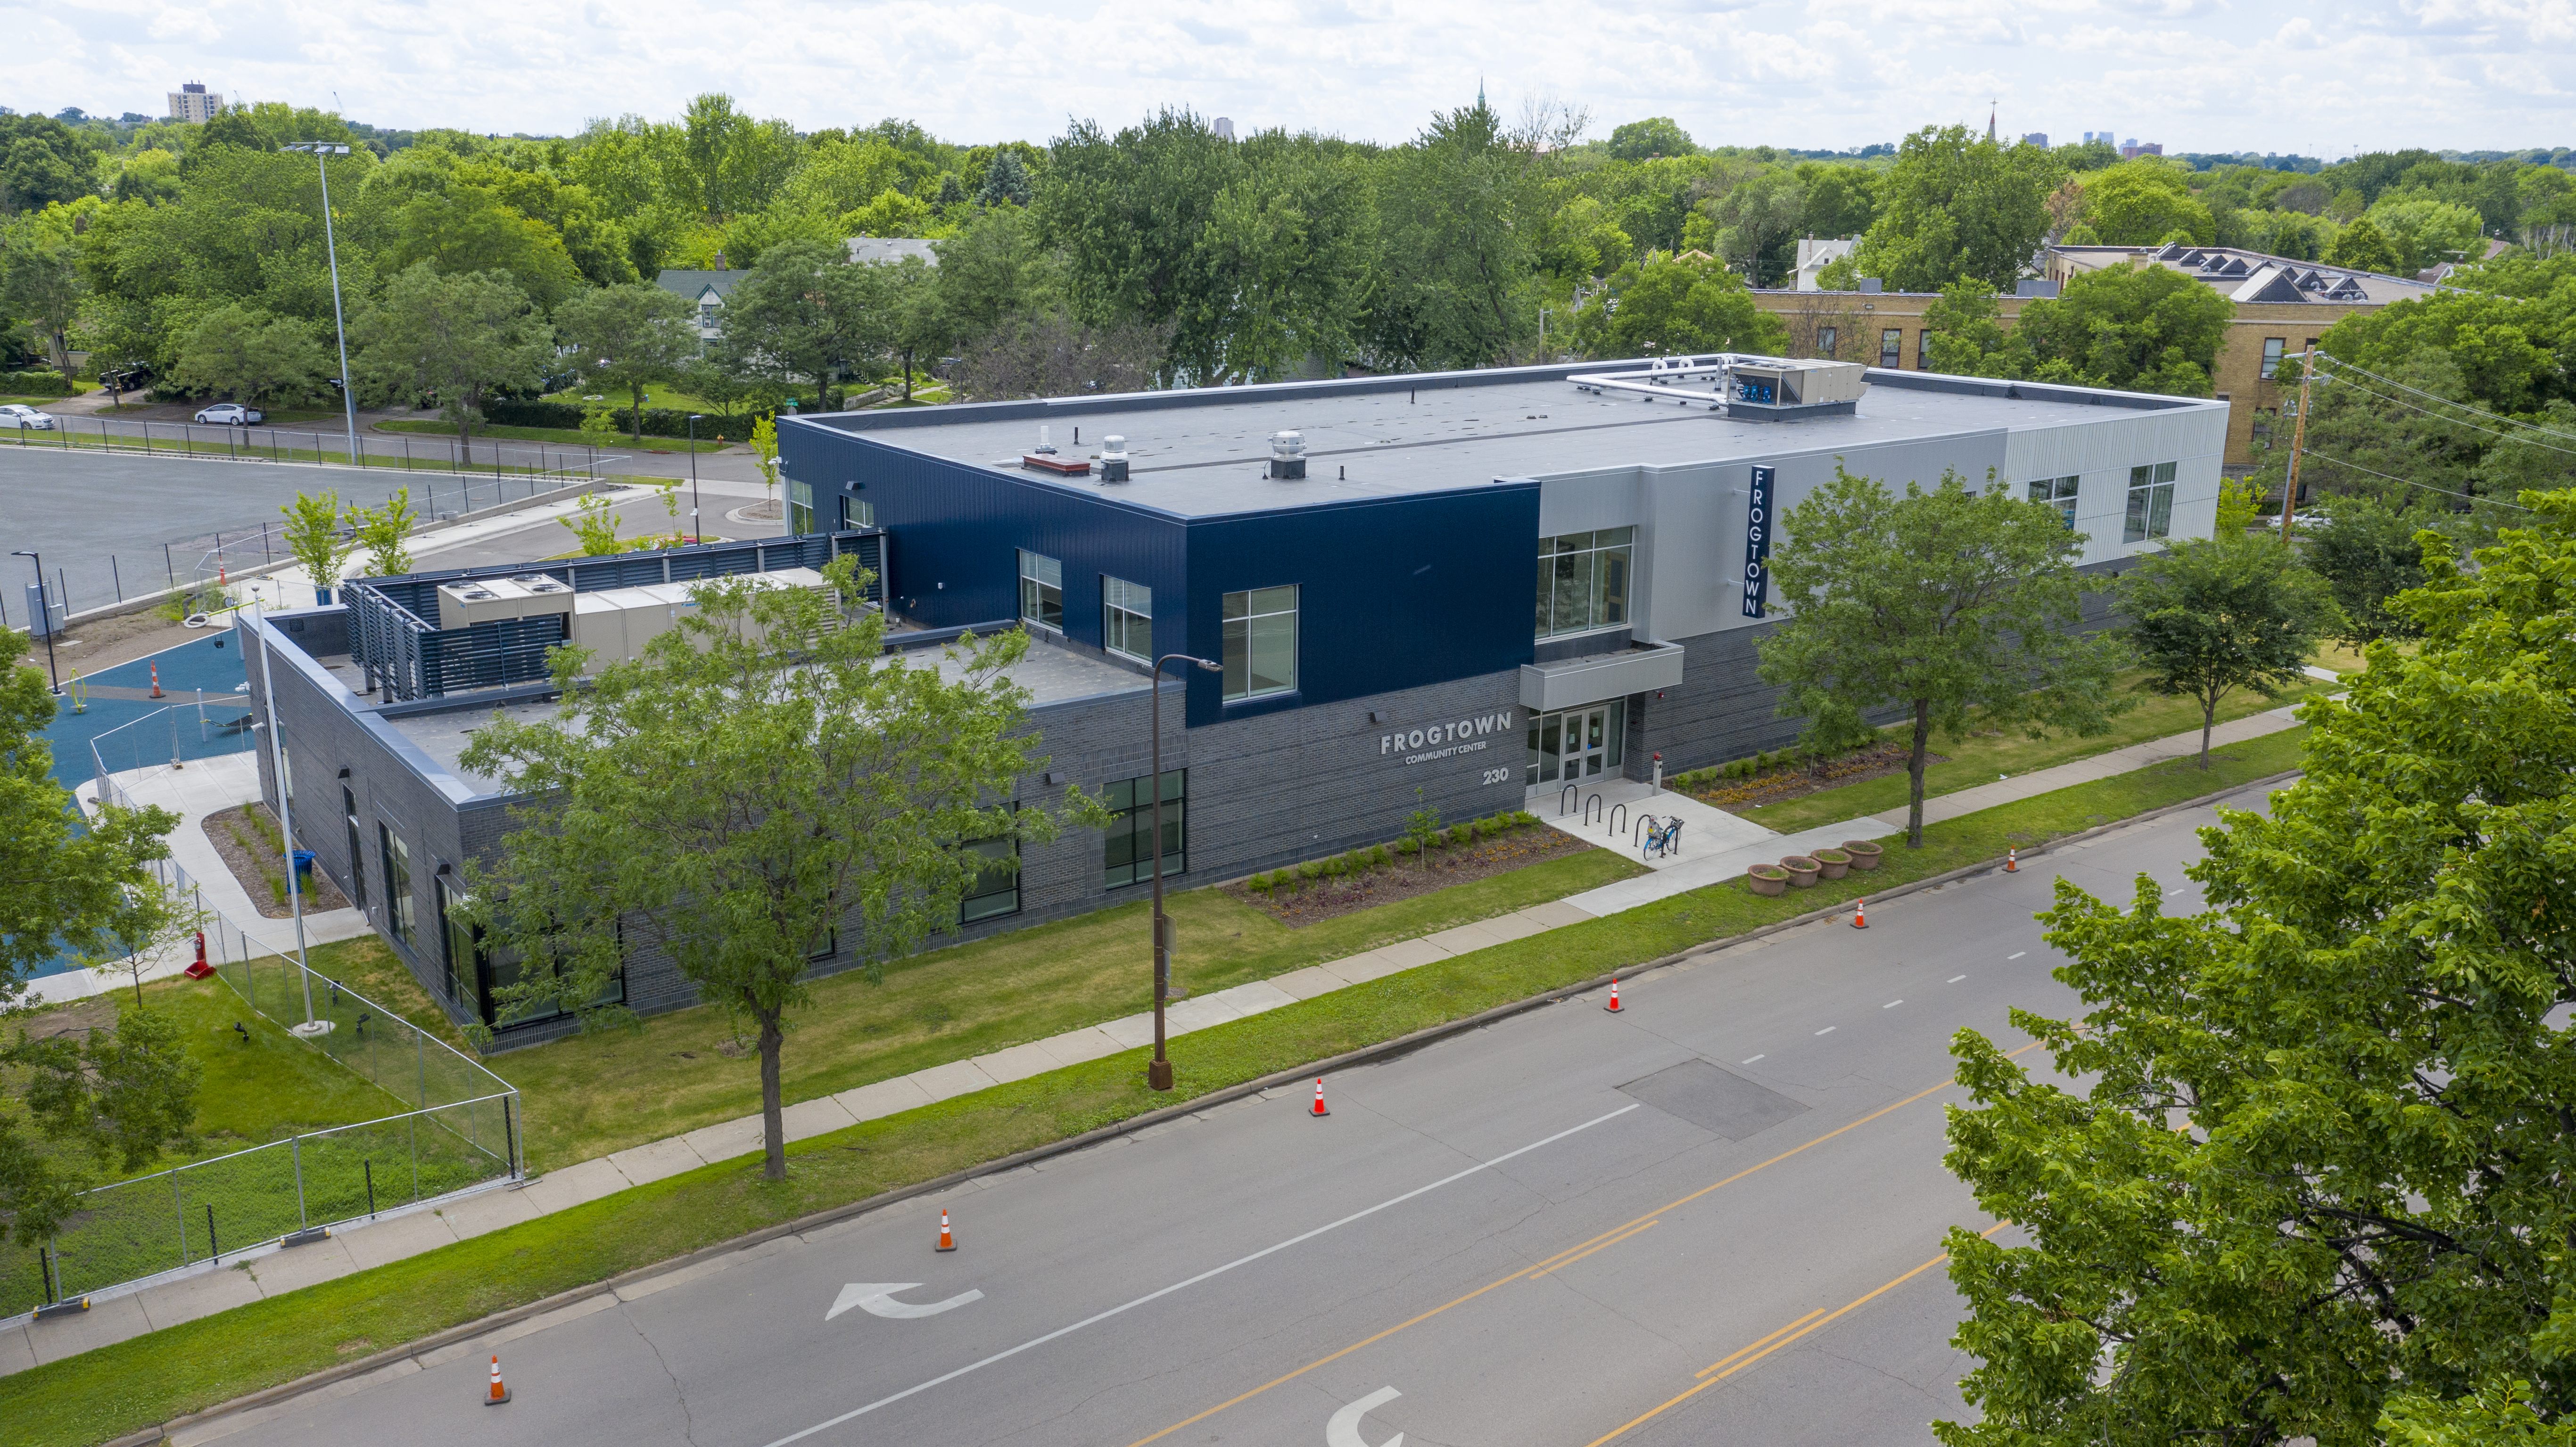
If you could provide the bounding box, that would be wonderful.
[1734,671,2337,834]
[373,419,735,452]
[0,731,2306,1447]
[0,426,598,475]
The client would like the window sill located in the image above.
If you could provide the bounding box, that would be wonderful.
[1219,690,1302,720]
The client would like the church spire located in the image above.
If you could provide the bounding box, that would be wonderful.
[1987,101,1998,142]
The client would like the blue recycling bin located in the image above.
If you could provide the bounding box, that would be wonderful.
[290,849,315,880]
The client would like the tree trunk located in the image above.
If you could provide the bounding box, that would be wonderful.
[757,1009,787,1181]
[2200,691,2219,770]
[455,389,475,463]
[1907,700,1933,848]
[630,383,647,443]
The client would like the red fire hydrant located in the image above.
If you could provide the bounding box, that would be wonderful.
[185,929,215,980]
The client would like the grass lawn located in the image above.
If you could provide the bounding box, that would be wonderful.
[372,419,733,453]
[1733,670,2338,834]
[475,842,1644,1170]
[0,730,2308,1447]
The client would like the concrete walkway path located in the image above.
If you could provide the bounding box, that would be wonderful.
[0,690,2331,1371]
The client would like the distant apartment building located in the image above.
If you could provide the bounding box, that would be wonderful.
[1744,241,2433,469]
[166,82,223,123]
[2022,132,2049,148]
[2121,140,2164,159]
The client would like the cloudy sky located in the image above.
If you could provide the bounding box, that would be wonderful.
[7,0,2567,154]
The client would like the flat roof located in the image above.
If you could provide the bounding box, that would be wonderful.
[371,633,1148,796]
[791,365,2218,520]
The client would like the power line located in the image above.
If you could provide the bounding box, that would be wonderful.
[2309,352,2576,454]
[2294,448,2535,511]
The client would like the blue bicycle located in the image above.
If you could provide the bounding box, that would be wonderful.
[1640,814,1684,861]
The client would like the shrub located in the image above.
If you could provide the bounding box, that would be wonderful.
[1297,859,1323,881]
[482,397,769,442]
[0,369,73,398]
[1367,844,1389,866]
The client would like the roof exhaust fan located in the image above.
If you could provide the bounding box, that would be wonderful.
[1268,429,1307,480]
[1099,435,1130,483]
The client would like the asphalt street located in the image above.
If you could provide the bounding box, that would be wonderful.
[188,786,2250,1447]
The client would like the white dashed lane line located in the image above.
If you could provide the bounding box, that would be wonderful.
[1948,975,1966,983]
[1814,1026,1836,1036]
[1883,1000,1903,1009]
[2007,951,2028,961]
[1742,1055,1765,1065]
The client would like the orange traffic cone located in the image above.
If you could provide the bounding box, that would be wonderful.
[149,665,164,699]
[1852,898,1868,929]
[1604,978,1623,1013]
[217,562,228,586]
[935,1209,956,1252]
[1310,1078,1329,1118]
[483,1354,509,1405]
[2005,847,2018,873]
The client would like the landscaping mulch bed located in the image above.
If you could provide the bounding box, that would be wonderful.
[202,803,351,918]
[1685,740,1945,812]
[1223,826,1600,928]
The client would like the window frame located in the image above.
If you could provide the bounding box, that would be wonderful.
[1879,329,1902,368]
[2123,461,2178,543]
[840,494,874,529]
[1017,550,1064,632]
[2260,337,2286,380]
[378,822,415,946]
[1534,528,1634,639]
[959,824,1022,925]
[786,476,815,535]
[1816,325,1837,359]
[1221,585,1298,702]
[341,786,366,911]
[436,876,473,1003]
[1101,576,1152,662]
[2026,475,2081,529]
[1102,771,1187,888]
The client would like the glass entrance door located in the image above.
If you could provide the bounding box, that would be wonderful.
[1526,700,1626,785]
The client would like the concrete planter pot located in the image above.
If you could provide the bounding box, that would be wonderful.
[1810,847,1852,880]
[1779,856,1822,888]
[1841,839,1883,870]
[1746,864,1790,896]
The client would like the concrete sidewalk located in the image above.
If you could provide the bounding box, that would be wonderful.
[0,691,2328,1371]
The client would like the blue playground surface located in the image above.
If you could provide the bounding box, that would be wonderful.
[30,628,255,978]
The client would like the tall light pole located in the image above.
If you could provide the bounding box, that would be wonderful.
[281,143,359,468]
[250,601,328,1035]
[11,551,59,693]
[1146,651,1222,1091]
[688,415,703,540]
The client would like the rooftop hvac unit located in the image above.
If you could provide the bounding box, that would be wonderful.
[1567,355,1869,421]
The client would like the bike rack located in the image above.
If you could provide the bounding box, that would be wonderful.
[1585,793,1604,827]
[1608,803,1627,837]
[1632,814,1655,850]
[1559,783,1578,817]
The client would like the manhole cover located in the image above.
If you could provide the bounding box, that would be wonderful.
[1617,1059,1808,1142]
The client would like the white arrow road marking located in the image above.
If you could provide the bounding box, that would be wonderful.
[1327,1386,1403,1447]
[827,1283,986,1322]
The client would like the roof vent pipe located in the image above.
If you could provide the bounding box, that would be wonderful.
[1099,435,1130,483]
[1036,425,1057,455]
[1268,429,1307,480]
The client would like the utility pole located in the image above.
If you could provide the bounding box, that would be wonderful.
[2279,345,2314,544]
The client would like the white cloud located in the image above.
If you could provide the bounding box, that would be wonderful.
[4,0,2564,152]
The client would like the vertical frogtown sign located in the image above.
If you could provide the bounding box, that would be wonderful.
[1741,465,1775,619]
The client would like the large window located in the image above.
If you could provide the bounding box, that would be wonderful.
[1879,329,1902,368]
[1221,586,1297,701]
[2124,461,2178,543]
[840,494,874,529]
[437,878,472,1002]
[2260,337,2286,380]
[1816,325,1838,359]
[1018,550,1063,631]
[787,476,815,534]
[1536,528,1633,638]
[1103,771,1186,888]
[1102,576,1152,661]
[379,822,415,946]
[2027,475,2080,529]
[961,833,1021,924]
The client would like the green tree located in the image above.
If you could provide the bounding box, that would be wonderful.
[1756,467,2128,847]
[713,238,898,410]
[455,558,1099,1179]
[1923,280,2032,378]
[1,626,198,1247]
[2079,160,2215,245]
[1708,169,1805,285]
[2305,493,2440,645]
[2114,533,2339,767]
[1,225,84,374]
[975,149,1032,207]
[1849,124,2060,292]
[351,263,551,453]
[559,490,629,556]
[2325,214,2404,274]
[553,282,698,441]
[1596,254,1787,358]
[2365,196,2484,273]
[2011,262,2236,395]
[279,489,360,601]
[1939,494,2576,1447]
[1605,117,1695,162]
[1796,164,1878,239]
[1365,97,1547,369]
[166,304,335,406]
[349,487,417,577]
[0,114,102,211]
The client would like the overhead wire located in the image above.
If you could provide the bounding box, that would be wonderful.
[2294,448,2535,511]
[2306,353,2576,457]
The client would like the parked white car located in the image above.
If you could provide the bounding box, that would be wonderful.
[195,402,264,426]
[0,403,58,430]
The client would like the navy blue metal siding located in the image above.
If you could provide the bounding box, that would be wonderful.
[1181,486,1538,727]
[786,428,1189,654]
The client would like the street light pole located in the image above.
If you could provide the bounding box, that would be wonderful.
[282,143,359,467]
[10,551,59,693]
[1146,651,1223,1092]
[688,414,703,540]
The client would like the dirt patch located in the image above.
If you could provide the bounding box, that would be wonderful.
[1224,826,1602,928]
[1684,741,1945,813]
[20,996,118,1041]
[202,803,351,918]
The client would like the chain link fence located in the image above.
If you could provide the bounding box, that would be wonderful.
[3,743,521,1320]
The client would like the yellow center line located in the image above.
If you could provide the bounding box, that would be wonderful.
[1585,1221,2016,1447]
[1119,1044,2041,1447]
[1531,1220,1658,1278]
